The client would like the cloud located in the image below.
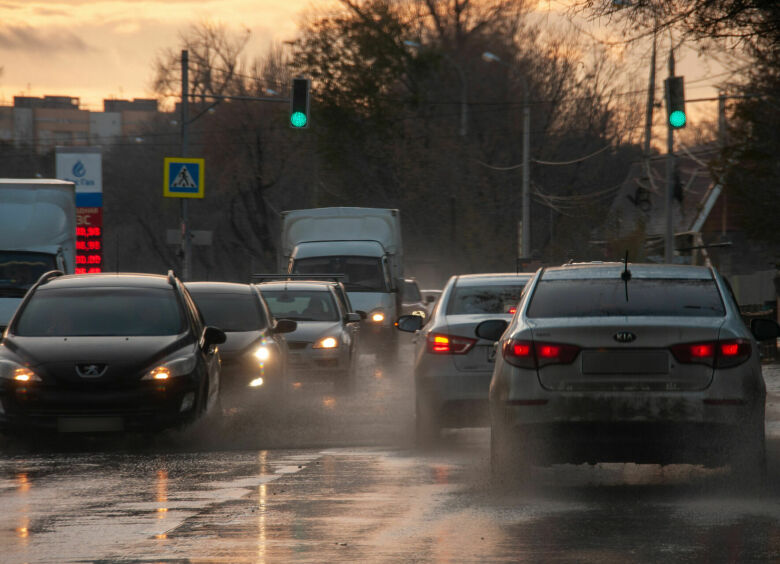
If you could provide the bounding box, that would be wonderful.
[0,24,93,53]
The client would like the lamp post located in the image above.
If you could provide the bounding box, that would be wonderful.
[403,40,467,137]
[482,51,531,260]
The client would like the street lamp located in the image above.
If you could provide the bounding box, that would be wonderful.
[482,51,531,260]
[404,40,467,137]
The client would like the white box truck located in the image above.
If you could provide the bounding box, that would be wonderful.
[280,207,403,360]
[0,179,76,330]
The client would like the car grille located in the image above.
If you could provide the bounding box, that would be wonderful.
[287,341,309,350]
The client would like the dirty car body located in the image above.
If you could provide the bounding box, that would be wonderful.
[484,263,771,477]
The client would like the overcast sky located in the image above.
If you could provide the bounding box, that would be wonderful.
[0,0,726,119]
[0,0,313,110]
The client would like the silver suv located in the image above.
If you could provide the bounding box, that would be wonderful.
[476,263,779,484]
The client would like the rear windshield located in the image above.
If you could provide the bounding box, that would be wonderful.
[188,291,268,332]
[447,284,527,315]
[527,278,725,318]
[15,287,185,336]
[261,290,340,322]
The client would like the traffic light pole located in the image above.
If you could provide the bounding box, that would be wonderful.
[664,48,675,264]
[180,50,191,281]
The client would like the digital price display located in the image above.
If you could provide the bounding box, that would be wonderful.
[75,207,103,274]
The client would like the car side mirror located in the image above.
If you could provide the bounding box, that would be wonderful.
[355,310,368,320]
[396,314,423,333]
[346,312,361,323]
[425,295,435,304]
[274,319,298,334]
[475,320,508,341]
[202,326,226,348]
[750,318,780,342]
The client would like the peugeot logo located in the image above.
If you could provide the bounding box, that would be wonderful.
[613,331,636,343]
[75,364,108,378]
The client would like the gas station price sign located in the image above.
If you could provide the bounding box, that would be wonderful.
[75,207,103,273]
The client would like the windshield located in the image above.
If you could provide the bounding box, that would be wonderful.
[447,283,527,315]
[527,278,726,318]
[0,251,57,296]
[261,290,340,322]
[402,280,422,302]
[188,291,268,332]
[292,256,387,292]
[15,287,185,336]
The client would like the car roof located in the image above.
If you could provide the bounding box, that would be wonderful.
[255,281,334,292]
[185,281,253,294]
[455,273,534,287]
[543,263,713,280]
[38,273,175,290]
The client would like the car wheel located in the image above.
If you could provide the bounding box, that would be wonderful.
[335,358,355,393]
[730,422,767,490]
[490,419,531,487]
[415,392,440,447]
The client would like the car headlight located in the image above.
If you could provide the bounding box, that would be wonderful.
[370,311,385,323]
[0,359,42,382]
[254,346,271,362]
[313,336,339,349]
[142,355,197,381]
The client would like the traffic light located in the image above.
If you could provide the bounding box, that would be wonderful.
[664,76,686,129]
[289,77,310,129]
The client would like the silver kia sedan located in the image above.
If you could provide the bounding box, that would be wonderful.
[396,273,533,444]
[475,262,779,484]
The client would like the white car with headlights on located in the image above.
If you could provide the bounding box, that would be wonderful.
[396,273,533,444]
[185,282,296,402]
[476,262,779,484]
[256,281,361,391]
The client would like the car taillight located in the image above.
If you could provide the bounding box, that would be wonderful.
[426,333,476,354]
[502,339,580,369]
[670,339,751,368]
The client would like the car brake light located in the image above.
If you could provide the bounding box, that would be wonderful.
[502,339,579,369]
[426,333,476,354]
[670,339,751,368]
[508,306,517,315]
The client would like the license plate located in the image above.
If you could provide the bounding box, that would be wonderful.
[57,417,124,433]
[488,346,497,362]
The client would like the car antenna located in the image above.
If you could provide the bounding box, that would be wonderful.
[621,250,631,302]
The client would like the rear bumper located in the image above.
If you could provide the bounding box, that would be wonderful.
[0,378,202,433]
[494,421,762,465]
[416,361,493,427]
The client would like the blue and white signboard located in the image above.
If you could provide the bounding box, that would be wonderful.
[55,147,102,207]
[164,157,205,199]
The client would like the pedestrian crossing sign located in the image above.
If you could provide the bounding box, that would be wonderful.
[164,157,205,198]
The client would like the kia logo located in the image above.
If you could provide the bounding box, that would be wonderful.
[72,161,86,178]
[613,331,636,343]
[75,364,107,378]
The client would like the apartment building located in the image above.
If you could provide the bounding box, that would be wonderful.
[0,95,159,152]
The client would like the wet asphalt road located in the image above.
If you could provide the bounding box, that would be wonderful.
[1,345,779,563]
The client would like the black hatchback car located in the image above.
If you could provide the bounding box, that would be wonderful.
[0,271,225,434]
[185,282,297,399]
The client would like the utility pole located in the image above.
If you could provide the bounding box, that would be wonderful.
[664,48,675,264]
[643,31,657,158]
[180,50,191,281]
[521,82,530,259]
[718,93,728,238]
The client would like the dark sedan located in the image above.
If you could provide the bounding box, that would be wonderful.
[185,282,296,400]
[0,271,225,434]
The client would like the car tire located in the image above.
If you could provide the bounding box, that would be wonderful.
[730,422,767,490]
[415,393,440,447]
[490,420,531,487]
[335,355,356,394]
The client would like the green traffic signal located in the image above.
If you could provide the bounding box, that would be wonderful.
[669,110,686,128]
[290,111,308,128]
[290,78,310,129]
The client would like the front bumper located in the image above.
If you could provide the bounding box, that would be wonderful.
[286,347,349,378]
[0,377,202,433]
